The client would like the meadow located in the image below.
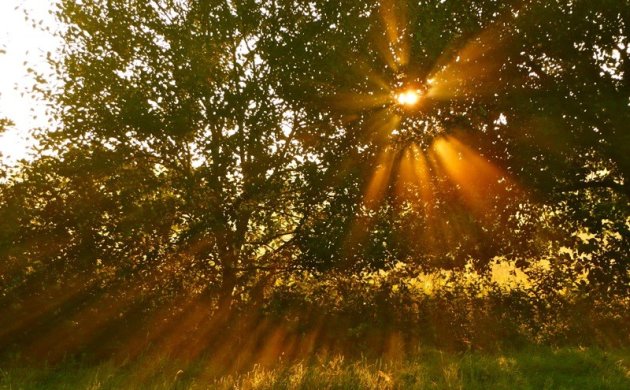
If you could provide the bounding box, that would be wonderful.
[1,347,629,389]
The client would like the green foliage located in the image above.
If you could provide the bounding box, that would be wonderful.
[0,0,629,364]
[265,262,629,351]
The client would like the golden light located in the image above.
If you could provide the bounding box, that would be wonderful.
[430,135,517,218]
[396,89,421,106]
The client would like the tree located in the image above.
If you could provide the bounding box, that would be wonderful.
[0,0,628,356]
[2,0,329,323]
[261,0,629,273]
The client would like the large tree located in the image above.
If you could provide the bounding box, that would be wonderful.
[261,0,629,273]
[0,0,628,354]
[1,0,331,322]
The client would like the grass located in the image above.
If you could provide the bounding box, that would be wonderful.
[0,347,628,389]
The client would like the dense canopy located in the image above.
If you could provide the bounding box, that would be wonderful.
[0,0,628,360]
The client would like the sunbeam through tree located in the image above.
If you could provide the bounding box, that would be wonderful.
[0,0,629,388]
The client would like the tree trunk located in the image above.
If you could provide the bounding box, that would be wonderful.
[217,264,236,316]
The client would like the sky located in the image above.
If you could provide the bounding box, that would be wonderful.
[0,0,59,163]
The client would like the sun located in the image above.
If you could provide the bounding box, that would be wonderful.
[396,89,421,107]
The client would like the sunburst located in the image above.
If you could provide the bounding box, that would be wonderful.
[396,89,421,107]
[336,2,526,261]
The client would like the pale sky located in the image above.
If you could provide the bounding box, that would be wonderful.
[0,0,59,163]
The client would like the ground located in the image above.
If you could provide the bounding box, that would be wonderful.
[1,347,629,389]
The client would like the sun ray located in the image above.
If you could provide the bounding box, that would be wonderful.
[360,107,401,143]
[394,147,416,201]
[395,144,451,256]
[430,135,513,217]
[425,2,528,100]
[384,331,406,360]
[330,91,393,112]
[0,275,96,346]
[22,284,143,359]
[349,57,393,91]
[409,144,435,209]
[110,293,199,362]
[426,26,508,100]
[343,147,397,258]
[376,0,410,71]
[363,147,396,209]
[394,145,433,209]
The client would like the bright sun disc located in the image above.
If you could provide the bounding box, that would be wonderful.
[396,90,420,106]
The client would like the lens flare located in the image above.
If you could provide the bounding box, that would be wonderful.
[396,90,421,106]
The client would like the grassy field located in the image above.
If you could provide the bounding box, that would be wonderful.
[1,347,628,389]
